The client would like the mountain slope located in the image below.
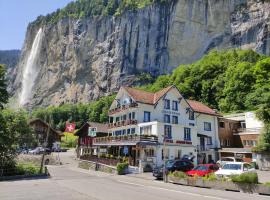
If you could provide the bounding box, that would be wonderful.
[9,0,270,109]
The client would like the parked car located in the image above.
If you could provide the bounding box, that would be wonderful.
[186,164,219,177]
[29,147,51,155]
[153,160,194,179]
[215,162,255,178]
[216,157,243,167]
[28,147,43,154]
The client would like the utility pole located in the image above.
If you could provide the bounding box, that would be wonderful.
[40,116,51,174]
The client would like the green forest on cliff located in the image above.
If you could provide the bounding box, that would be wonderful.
[34,0,167,25]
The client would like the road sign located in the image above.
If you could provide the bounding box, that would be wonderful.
[88,127,97,137]
[123,146,128,155]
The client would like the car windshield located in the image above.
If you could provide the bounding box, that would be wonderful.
[222,164,241,170]
[165,160,175,168]
[193,166,208,171]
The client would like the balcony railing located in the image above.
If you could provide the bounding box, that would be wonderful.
[236,127,262,133]
[108,103,138,115]
[108,120,137,129]
[93,135,158,145]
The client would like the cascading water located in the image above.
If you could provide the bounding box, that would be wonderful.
[19,28,43,106]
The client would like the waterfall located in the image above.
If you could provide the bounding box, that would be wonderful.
[19,28,43,106]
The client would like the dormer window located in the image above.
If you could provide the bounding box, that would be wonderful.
[172,101,178,111]
[189,111,194,120]
[164,99,170,109]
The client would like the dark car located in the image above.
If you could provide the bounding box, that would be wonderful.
[153,160,194,179]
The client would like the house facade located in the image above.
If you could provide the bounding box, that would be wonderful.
[75,122,108,158]
[218,112,264,162]
[93,86,220,171]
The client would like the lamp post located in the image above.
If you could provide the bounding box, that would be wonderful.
[162,134,167,183]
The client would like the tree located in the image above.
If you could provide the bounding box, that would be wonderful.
[0,64,8,108]
[2,109,37,148]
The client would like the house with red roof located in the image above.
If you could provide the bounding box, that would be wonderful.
[93,85,221,171]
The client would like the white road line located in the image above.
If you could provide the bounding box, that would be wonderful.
[117,180,146,187]
[117,180,229,200]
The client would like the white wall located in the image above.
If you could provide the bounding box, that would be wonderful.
[245,112,264,129]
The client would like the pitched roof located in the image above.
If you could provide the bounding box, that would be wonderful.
[29,118,64,136]
[187,100,221,116]
[122,86,221,116]
[87,122,108,133]
[123,86,174,105]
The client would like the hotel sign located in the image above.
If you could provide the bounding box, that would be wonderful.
[162,110,180,116]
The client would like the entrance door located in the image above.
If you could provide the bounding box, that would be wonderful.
[200,137,205,151]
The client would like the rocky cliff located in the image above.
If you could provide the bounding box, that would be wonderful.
[9,0,270,109]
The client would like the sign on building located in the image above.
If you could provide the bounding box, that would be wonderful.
[88,127,97,137]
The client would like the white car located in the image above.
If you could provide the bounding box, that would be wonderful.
[215,162,255,178]
[28,147,43,154]
[216,157,243,167]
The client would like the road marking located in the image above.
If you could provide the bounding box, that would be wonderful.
[117,180,146,187]
[117,180,229,200]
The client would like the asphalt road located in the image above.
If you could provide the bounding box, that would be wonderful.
[0,151,269,200]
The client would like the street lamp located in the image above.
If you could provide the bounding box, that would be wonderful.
[162,134,167,183]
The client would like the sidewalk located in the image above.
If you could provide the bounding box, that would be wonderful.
[257,170,270,183]
[126,172,156,181]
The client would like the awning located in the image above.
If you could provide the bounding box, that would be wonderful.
[197,133,209,138]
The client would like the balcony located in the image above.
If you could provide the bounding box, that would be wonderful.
[108,119,137,129]
[235,127,262,133]
[93,135,158,146]
[108,103,138,115]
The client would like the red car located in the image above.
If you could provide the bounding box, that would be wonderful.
[186,164,219,177]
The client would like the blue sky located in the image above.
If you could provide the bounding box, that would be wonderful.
[0,0,73,50]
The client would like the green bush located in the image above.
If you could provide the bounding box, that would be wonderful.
[169,171,187,179]
[61,132,78,148]
[231,172,258,184]
[116,162,129,175]
[16,162,40,175]
[202,173,217,181]
[264,182,270,187]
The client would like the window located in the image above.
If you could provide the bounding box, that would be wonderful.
[131,128,136,134]
[219,121,225,128]
[115,130,121,136]
[184,127,191,141]
[204,122,211,131]
[172,116,178,124]
[144,111,151,122]
[172,101,178,111]
[127,129,131,134]
[164,114,170,123]
[226,139,231,146]
[128,113,132,119]
[164,99,170,109]
[207,137,212,145]
[164,125,172,139]
[116,117,120,122]
[122,129,126,135]
[145,148,155,157]
[132,112,136,119]
[189,111,194,120]
[140,126,152,136]
[123,115,127,121]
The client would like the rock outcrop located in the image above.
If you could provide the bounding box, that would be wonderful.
[9,0,270,108]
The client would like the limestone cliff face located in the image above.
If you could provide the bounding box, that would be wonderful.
[9,0,270,108]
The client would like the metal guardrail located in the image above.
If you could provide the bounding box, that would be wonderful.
[93,135,158,144]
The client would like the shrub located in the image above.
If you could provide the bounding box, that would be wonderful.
[202,173,217,181]
[231,172,258,184]
[169,171,187,179]
[16,162,40,175]
[116,162,129,175]
[265,182,270,187]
